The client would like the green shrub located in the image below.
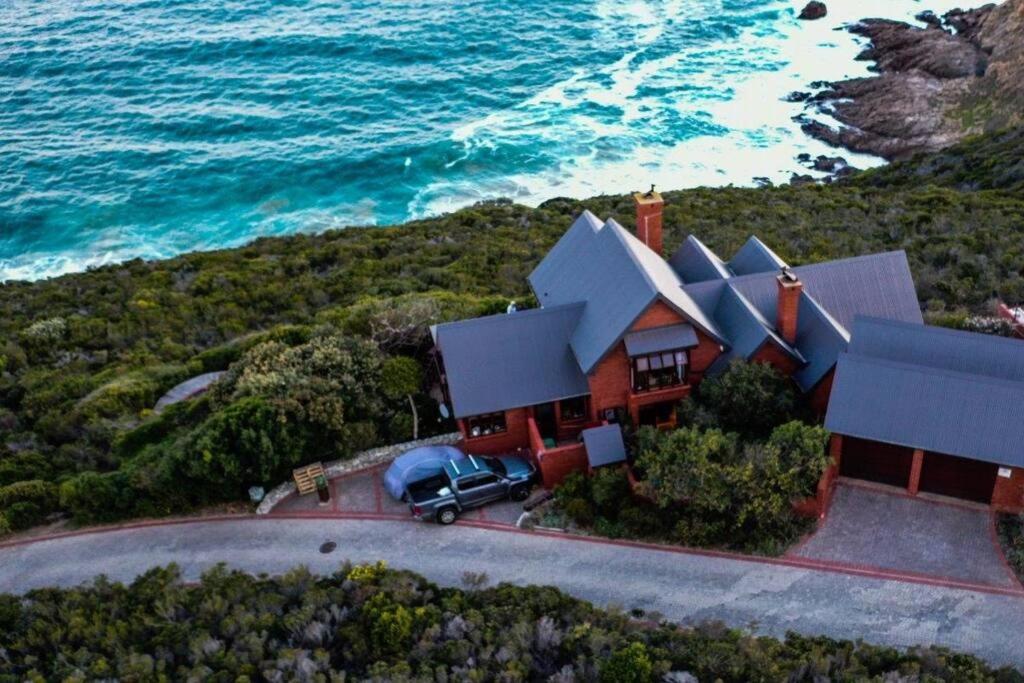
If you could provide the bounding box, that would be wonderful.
[0,513,11,537]
[59,471,136,524]
[697,361,798,438]
[600,642,655,683]
[0,451,52,487]
[563,498,595,527]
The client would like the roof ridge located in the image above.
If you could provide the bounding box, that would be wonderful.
[803,290,850,341]
[726,284,804,360]
[840,352,1024,391]
[435,301,585,331]
[605,218,662,296]
[719,249,909,287]
[685,234,733,278]
[854,315,1024,350]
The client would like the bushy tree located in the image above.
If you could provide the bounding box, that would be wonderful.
[381,356,422,440]
[212,330,386,454]
[697,360,798,438]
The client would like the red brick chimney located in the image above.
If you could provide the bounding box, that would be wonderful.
[632,185,663,255]
[776,267,802,345]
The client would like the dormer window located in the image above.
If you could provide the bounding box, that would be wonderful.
[632,350,687,392]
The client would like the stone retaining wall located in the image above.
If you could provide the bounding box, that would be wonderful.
[256,432,461,515]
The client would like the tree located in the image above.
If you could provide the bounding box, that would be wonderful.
[211,330,385,454]
[600,642,654,683]
[182,396,308,491]
[634,427,738,512]
[697,360,798,438]
[381,356,423,440]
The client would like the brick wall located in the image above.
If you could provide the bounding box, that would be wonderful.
[459,407,532,455]
[587,299,723,421]
[992,467,1024,513]
[749,339,802,377]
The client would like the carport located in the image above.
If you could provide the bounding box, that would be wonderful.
[824,318,1024,512]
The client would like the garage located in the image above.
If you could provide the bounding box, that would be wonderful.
[838,436,914,488]
[919,451,999,504]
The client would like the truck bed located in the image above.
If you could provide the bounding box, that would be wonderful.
[406,474,451,505]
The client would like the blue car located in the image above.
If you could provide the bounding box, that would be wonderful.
[383,445,467,501]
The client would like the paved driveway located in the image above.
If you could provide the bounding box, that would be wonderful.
[793,483,1019,589]
[1,517,1023,668]
[270,464,526,526]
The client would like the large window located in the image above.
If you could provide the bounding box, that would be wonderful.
[632,350,687,392]
[466,412,507,438]
[559,396,588,422]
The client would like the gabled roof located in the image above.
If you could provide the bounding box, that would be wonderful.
[712,284,802,364]
[624,324,699,356]
[729,236,788,276]
[433,303,590,418]
[724,251,923,331]
[529,214,725,373]
[825,352,1024,468]
[848,317,1024,382]
[668,235,732,283]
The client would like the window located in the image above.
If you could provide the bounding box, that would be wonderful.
[460,473,499,490]
[560,396,587,422]
[466,412,507,438]
[631,349,688,392]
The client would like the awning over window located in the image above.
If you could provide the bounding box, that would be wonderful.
[624,323,698,357]
[582,424,627,468]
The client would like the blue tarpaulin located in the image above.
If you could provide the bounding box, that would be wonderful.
[383,445,466,500]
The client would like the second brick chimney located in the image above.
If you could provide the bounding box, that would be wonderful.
[776,267,802,345]
[633,185,663,255]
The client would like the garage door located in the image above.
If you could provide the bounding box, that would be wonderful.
[839,436,914,487]
[919,451,998,504]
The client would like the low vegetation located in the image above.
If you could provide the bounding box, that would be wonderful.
[2,126,1024,532]
[997,513,1024,584]
[0,562,1019,682]
[550,362,830,555]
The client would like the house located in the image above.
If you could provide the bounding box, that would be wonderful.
[825,317,1024,512]
[431,190,924,485]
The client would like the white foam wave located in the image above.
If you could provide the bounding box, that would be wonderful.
[411,0,972,220]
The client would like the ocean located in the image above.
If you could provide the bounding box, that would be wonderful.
[0,0,968,281]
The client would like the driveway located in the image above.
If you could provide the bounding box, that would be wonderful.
[793,482,1020,589]
[1,517,1023,668]
[269,464,526,526]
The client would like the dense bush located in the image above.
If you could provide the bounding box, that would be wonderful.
[0,562,1018,682]
[0,480,58,531]
[998,513,1024,583]
[556,420,830,554]
[695,360,801,438]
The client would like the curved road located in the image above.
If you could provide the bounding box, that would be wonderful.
[1,516,1023,668]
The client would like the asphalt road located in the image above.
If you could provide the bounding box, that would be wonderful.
[2,517,1023,668]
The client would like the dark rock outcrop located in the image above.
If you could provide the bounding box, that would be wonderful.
[799,0,1024,160]
[799,1,827,20]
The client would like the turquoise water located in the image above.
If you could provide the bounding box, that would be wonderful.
[0,0,961,281]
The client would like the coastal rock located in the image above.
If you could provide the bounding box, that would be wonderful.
[800,0,1022,160]
[798,2,827,20]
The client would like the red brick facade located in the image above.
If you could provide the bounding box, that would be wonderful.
[458,407,531,455]
[992,467,1024,513]
[808,369,834,416]
[749,339,802,377]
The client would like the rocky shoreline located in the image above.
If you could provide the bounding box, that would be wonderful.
[794,0,1023,161]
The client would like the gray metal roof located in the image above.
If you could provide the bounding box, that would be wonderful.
[668,235,732,283]
[729,236,788,276]
[624,324,698,356]
[825,353,1024,468]
[582,424,627,468]
[723,251,923,331]
[434,303,590,418]
[849,316,1024,382]
[528,215,725,373]
[792,293,849,391]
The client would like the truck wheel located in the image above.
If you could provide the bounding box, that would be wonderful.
[437,507,458,525]
[510,484,532,502]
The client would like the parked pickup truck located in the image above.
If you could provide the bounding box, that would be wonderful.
[407,454,536,524]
